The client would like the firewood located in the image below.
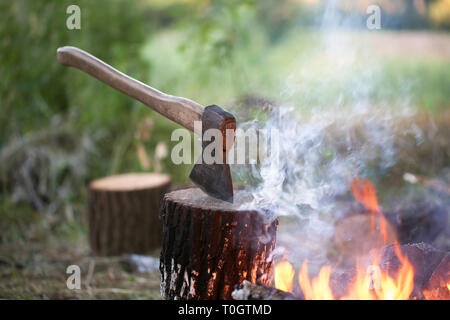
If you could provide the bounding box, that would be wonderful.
[386,202,448,245]
[88,173,171,256]
[422,255,450,300]
[333,213,397,262]
[378,243,449,299]
[232,280,297,300]
[159,187,278,300]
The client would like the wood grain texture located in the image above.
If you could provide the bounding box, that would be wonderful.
[88,173,171,256]
[57,46,203,133]
[159,188,278,300]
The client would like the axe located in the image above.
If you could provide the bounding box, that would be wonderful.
[57,46,235,202]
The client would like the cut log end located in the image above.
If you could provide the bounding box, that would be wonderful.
[89,173,170,191]
[164,187,257,212]
[160,187,277,300]
[333,213,397,263]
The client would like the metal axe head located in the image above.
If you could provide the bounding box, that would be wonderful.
[189,105,236,203]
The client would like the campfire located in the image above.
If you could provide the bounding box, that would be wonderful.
[160,174,448,300]
[271,179,448,300]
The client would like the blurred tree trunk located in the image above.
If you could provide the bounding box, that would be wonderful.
[88,173,170,256]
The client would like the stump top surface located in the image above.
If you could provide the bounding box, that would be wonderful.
[166,187,257,212]
[90,173,171,191]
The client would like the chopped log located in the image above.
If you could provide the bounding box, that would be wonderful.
[333,213,397,263]
[332,202,448,263]
[386,203,448,245]
[159,187,278,300]
[88,173,171,256]
[232,280,297,300]
[378,243,449,300]
[422,255,450,300]
[234,244,449,301]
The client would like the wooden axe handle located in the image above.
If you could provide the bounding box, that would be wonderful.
[57,46,203,133]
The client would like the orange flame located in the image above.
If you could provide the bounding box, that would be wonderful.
[274,260,295,292]
[275,251,414,300]
[274,178,416,300]
[351,178,389,245]
[342,247,414,300]
[298,261,335,300]
[351,178,380,213]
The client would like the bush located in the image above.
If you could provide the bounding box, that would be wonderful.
[0,0,157,233]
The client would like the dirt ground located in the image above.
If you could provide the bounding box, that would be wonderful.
[0,234,162,299]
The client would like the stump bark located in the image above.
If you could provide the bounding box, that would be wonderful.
[159,187,278,300]
[88,173,171,256]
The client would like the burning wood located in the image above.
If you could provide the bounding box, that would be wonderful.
[333,214,397,262]
[270,179,449,300]
[240,243,448,300]
[422,255,450,300]
[333,203,448,264]
[378,243,449,300]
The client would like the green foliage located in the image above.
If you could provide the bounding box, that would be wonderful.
[1,0,450,245]
[0,0,157,239]
[379,59,450,111]
[0,0,150,145]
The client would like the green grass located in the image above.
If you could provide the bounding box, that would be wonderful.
[380,58,450,112]
[143,29,450,113]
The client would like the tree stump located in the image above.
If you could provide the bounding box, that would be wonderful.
[88,173,171,256]
[159,187,278,300]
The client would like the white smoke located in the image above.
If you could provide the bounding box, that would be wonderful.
[230,1,419,263]
[234,3,414,212]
